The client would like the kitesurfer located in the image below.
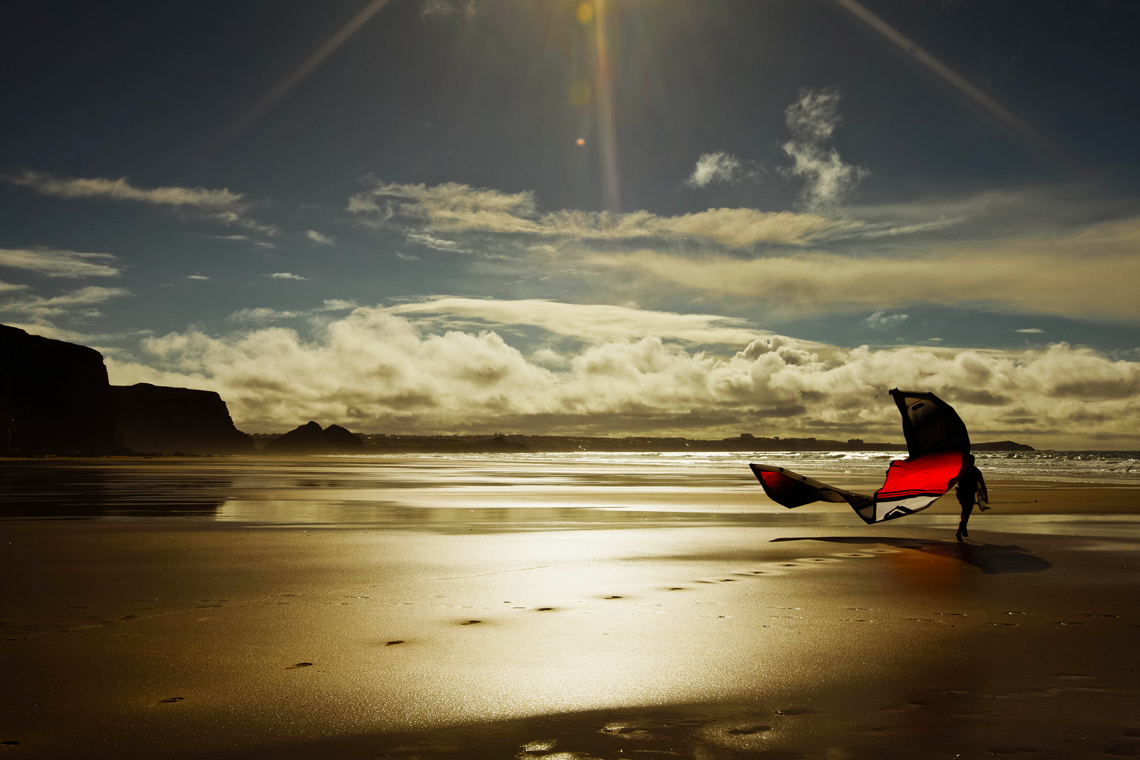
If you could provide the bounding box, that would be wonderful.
[955,454,988,542]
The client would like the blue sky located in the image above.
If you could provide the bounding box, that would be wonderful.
[2,0,1138,446]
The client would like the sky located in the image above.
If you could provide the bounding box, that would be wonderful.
[2,0,1139,448]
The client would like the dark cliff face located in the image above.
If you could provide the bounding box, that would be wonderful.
[0,324,120,455]
[261,421,365,455]
[111,383,256,455]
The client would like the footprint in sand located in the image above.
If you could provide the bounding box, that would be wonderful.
[1103,746,1140,757]
[599,723,651,739]
[1,741,20,746]
[460,620,482,626]
[519,739,557,752]
[881,701,925,712]
[385,640,405,646]
[159,697,185,703]
[605,596,623,599]
[1121,729,1140,737]
[725,725,771,735]
[285,662,312,669]
[535,608,554,612]
[989,747,1038,755]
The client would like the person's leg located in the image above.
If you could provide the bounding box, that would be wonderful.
[956,499,973,541]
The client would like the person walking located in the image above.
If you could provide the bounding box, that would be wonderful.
[955,454,988,542]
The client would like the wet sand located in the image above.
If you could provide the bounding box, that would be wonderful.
[1,458,1139,758]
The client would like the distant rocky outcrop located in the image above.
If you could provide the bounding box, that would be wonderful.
[111,383,256,455]
[259,421,365,455]
[0,324,120,455]
[973,441,1035,452]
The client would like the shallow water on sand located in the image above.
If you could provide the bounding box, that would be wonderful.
[3,456,1140,535]
[2,456,1140,758]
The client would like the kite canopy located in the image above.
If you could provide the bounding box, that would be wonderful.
[750,389,971,524]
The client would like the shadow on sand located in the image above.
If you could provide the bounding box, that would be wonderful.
[770,536,1051,574]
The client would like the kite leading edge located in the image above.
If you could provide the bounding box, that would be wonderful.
[749,389,971,524]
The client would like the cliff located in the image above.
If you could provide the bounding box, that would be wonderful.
[111,383,256,455]
[260,421,365,455]
[0,324,120,455]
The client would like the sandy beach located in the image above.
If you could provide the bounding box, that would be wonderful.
[1,457,1139,759]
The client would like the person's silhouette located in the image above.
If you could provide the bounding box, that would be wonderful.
[955,454,988,542]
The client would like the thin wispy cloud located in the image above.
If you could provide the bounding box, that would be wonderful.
[228,307,304,322]
[0,285,130,320]
[384,297,773,347]
[1016,328,1044,333]
[864,311,908,330]
[349,178,862,248]
[187,275,209,281]
[0,248,120,278]
[227,299,359,323]
[586,237,1139,321]
[306,230,336,246]
[405,232,471,253]
[6,172,279,236]
[781,87,869,210]
[268,272,307,281]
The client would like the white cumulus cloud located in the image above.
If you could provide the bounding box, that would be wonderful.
[101,300,1140,447]
[781,87,869,210]
[685,152,744,188]
[864,311,909,330]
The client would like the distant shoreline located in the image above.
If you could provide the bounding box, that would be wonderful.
[248,433,1034,454]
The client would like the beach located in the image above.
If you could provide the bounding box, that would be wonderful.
[2,455,1139,759]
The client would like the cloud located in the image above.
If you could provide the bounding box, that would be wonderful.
[585,214,1140,321]
[306,230,336,246]
[268,272,308,281]
[1016,328,1044,334]
[187,275,209,281]
[228,299,358,323]
[405,232,471,253]
[348,178,858,248]
[321,299,359,311]
[396,251,421,261]
[0,285,130,320]
[6,172,279,237]
[228,308,304,322]
[781,87,869,210]
[685,152,744,188]
[383,297,774,347]
[0,281,29,293]
[103,303,1140,446]
[0,248,120,278]
[864,311,908,330]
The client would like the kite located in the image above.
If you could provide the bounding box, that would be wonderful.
[749,389,970,524]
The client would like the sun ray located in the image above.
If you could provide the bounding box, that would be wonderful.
[830,0,1077,172]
